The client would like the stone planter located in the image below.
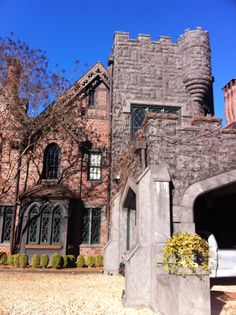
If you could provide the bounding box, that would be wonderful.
[154,269,210,315]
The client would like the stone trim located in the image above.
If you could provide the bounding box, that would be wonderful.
[123,99,183,114]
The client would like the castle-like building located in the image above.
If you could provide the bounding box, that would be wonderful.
[0,30,236,305]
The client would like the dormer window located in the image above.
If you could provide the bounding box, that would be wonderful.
[42,143,61,179]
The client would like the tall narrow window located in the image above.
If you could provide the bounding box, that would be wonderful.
[52,206,61,244]
[88,152,102,181]
[42,143,61,179]
[40,206,51,244]
[0,205,14,243]
[82,208,101,244]
[88,90,95,107]
[28,206,40,244]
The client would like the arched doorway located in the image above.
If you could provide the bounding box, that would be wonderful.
[194,182,236,248]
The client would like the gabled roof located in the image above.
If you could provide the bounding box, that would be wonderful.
[33,62,109,136]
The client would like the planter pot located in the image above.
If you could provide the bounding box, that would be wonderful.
[154,269,210,315]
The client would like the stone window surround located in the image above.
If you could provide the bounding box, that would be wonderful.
[122,99,183,114]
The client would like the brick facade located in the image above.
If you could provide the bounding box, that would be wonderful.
[0,62,110,258]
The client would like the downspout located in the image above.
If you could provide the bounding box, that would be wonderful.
[107,55,114,241]
[10,142,22,254]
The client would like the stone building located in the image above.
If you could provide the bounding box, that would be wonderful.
[0,61,110,258]
[104,28,236,311]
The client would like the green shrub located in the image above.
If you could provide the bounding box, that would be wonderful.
[85,256,95,267]
[0,252,7,265]
[14,254,21,267]
[76,255,85,268]
[162,232,210,276]
[19,254,28,268]
[40,254,49,268]
[31,255,40,268]
[7,255,15,266]
[63,255,76,268]
[95,255,103,267]
[51,253,63,269]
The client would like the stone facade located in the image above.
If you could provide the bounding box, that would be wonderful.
[104,28,236,312]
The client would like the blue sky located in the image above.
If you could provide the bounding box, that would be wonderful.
[0,0,235,124]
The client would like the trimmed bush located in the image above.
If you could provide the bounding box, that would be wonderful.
[51,253,63,269]
[31,255,40,268]
[77,255,85,268]
[19,254,28,268]
[14,254,21,267]
[7,255,15,266]
[85,256,95,268]
[95,255,103,267]
[0,252,7,265]
[40,254,49,268]
[63,255,76,268]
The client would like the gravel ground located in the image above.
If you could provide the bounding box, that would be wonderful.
[0,272,157,315]
[0,272,236,314]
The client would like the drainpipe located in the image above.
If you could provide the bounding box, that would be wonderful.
[107,56,113,241]
[10,141,22,254]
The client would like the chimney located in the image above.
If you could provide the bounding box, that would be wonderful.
[6,58,21,101]
[223,79,236,128]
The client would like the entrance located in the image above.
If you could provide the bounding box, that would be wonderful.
[194,182,236,248]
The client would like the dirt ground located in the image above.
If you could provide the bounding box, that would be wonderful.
[0,272,236,314]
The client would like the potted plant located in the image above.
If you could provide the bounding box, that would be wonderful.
[156,232,211,315]
[162,232,210,276]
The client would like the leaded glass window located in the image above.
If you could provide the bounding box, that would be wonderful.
[40,206,51,244]
[82,208,101,244]
[27,203,62,245]
[28,206,40,244]
[42,143,61,179]
[52,207,61,244]
[0,206,14,243]
[132,104,181,137]
[88,90,95,107]
[88,152,102,181]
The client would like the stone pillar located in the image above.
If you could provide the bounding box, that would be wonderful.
[123,164,172,310]
[103,192,121,274]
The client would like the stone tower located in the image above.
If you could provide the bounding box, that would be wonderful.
[223,79,236,128]
[109,27,214,165]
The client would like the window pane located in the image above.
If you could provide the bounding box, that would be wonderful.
[43,143,61,179]
[82,209,90,244]
[2,206,13,242]
[28,206,39,244]
[52,207,61,243]
[40,207,51,244]
[89,153,102,181]
[91,208,101,244]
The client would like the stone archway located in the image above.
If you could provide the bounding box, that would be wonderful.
[179,169,236,233]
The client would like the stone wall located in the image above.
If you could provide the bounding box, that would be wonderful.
[110,28,213,167]
[143,113,236,222]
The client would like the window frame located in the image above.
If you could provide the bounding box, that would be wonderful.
[88,151,103,181]
[27,204,62,245]
[0,205,14,243]
[88,90,95,107]
[131,104,181,138]
[42,143,61,180]
[81,207,101,245]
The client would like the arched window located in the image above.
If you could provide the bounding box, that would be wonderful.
[52,206,62,244]
[40,205,51,244]
[27,203,62,245]
[28,205,40,244]
[42,143,61,179]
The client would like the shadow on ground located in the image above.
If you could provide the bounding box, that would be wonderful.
[211,277,236,315]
